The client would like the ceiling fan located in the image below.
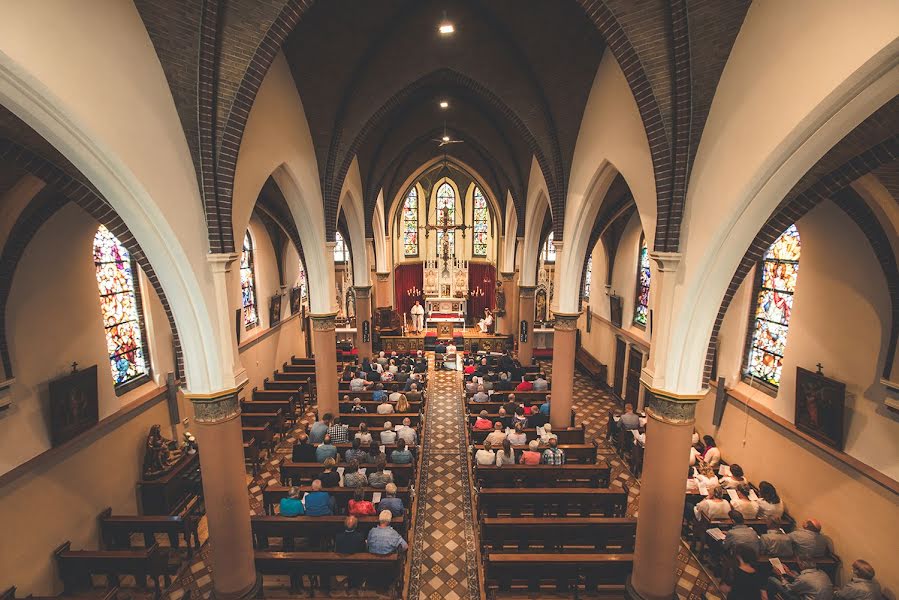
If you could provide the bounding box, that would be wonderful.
[433,122,464,147]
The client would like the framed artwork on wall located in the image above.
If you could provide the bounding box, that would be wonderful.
[270,294,282,327]
[289,286,301,315]
[794,366,846,450]
[48,365,99,447]
[609,295,623,329]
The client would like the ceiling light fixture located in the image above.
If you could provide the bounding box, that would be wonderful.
[439,100,449,109]
[442,135,451,142]
[438,10,454,35]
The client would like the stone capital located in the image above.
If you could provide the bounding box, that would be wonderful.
[185,388,242,424]
[648,251,682,273]
[500,271,515,281]
[207,252,240,273]
[519,285,537,299]
[553,311,580,331]
[644,387,703,425]
[310,312,339,332]
[375,271,391,282]
[353,285,373,299]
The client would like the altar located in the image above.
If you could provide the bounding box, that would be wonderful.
[425,297,466,331]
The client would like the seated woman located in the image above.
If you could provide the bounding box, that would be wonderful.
[317,457,341,488]
[756,481,785,519]
[279,486,305,516]
[507,422,527,446]
[702,435,721,467]
[347,487,376,516]
[694,487,731,521]
[720,463,748,489]
[343,460,368,489]
[495,439,516,466]
[519,439,542,465]
[475,440,496,465]
[390,439,414,464]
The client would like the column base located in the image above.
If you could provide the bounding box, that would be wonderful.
[625,576,677,600]
[213,572,262,600]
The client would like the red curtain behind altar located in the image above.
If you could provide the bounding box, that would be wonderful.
[468,263,496,325]
[394,263,424,322]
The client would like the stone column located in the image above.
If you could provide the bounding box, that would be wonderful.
[310,313,339,417]
[497,272,515,335]
[627,390,701,600]
[187,389,259,599]
[375,271,392,308]
[549,312,578,429]
[354,286,373,359]
[517,285,537,365]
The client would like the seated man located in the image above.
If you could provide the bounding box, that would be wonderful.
[396,417,418,446]
[350,372,370,391]
[367,457,394,489]
[790,519,828,558]
[350,397,368,413]
[315,434,339,463]
[485,421,507,446]
[390,438,414,464]
[723,510,762,555]
[367,510,409,555]
[834,560,881,600]
[304,479,336,516]
[619,403,641,430]
[532,375,549,391]
[344,438,368,465]
[377,482,406,517]
[761,520,795,558]
[309,413,332,444]
[343,460,368,489]
[766,558,833,600]
[405,383,423,404]
[540,437,565,465]
[292,433,316,462]
[520,439,542,465]
[335,516,367,567]
[279,486,305,516]
[328,416,350,443]
[379,421,397,444]
[473,410,493,430]
[472,385,489,403]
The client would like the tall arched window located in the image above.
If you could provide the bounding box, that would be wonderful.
[241,232,259,329]
[402,186,419,257]
[746,224,801,387]
[472,186,488,257]
[633,237,650,327]
[540,231,556,263]
[334,231,349,263]
[298,260,308,306]
[583,256,593,300]
[93,225,150,388]
[436,181,455,256]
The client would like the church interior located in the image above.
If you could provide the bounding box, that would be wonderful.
[0,2,897,599]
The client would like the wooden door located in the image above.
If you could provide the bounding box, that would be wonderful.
[625,347,643,404]
[613,338,626,398]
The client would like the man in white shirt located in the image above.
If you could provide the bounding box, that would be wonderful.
[396,417,417,446]
[379,422,396,444]
[475,440,496,465]
[484,422,507,446]
[388,390,402,403]
[377,401,394,414]
[472,385,489,403]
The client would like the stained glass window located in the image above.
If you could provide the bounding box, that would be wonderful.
[241,232,259,329]
[633,238,650,326]
[334,231,349,263]
[93,225,149,387]
[746,224,801,387]
[583,256,593,300]
[402,186,419,256]
[436,181,455,256]
[540,231,556,263]
[299,261,308,306]
[472,186,488,257]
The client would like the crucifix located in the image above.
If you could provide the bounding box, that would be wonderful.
[420,208,471,261]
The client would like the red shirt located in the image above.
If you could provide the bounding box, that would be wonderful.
[520,450,541,465]
[516,380,534,391]
[474,417,493,430]
[464,365,476,374]
[348,499,376,516]
[522,405,533,415]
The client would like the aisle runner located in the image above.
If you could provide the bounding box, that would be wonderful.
[408,356,480,599]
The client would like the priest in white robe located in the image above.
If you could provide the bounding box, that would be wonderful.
[410,301,425,333]
[478,308,494,333]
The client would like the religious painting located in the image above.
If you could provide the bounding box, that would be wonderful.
[609,295,623,328]
[495,280,505,317]
[289,286,301,316]
[48,365,99,447]
[795,367,846,450]
[269,294,282,327]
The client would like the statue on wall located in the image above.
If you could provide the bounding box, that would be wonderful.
[495,280,506,316]
[142,424,182,480]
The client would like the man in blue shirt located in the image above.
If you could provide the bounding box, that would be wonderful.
[279,486,305,516]
[539,394,551,416]
[377,483,405,517]
[390,439,413,464]
[367,510,408,554]
[315,434,338,463]
[371,384,387,403]
[309,413,332,443]
[304,480,335,516]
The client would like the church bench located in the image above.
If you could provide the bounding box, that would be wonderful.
[263,378,313,406]
[251,514,406,548]
[274,371,317,384]
[484,552,633,596]
[336,390,427,402]
[253,387,302,402]
[279,460,414,487]
[244,437,261,476]
[339,400,423,413]
[1,587,121,600]
[338,412,421,428]
[345,425,421,442]
[464,400,543,414]
[54,541,172,599]
[262,484,411,515]
[241,409,286,436]
[283,362,316,374]
[480,517,637,553]
[98,505,201,558]
[471,443,599,464]
[465,390,550,401]
[575,347,608,388]
[466,411,574,428]
[254,551,403,596]
[339,379,428,390]
[242,423,274,451]
[290,356,316,366]
[751,553,841,582]
[690,513,796,553]
[468,426,585,445]
[242,399,296,427]
[314,442,415,463]
[477,487,628,518]
[474,464,611,488]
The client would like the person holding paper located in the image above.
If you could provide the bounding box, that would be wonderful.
[731,484,760,519]
[721,464,748,489]
[367,457,394,489]
[317,457,341,487]
[721,546,767,600]
[761,519,794,558]
[766,558,833,600]
[695,487,731,521]
[345,438,368,465]
[347,488,377,516]
[343,460,368,489]
[723,510,762,555]
[834,560,881,600]
[507,423,527,445]
[390,439,413,464]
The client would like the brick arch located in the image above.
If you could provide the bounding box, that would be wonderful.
[703,135,899,384]
[329,68,559,244]
[0,139,185,381]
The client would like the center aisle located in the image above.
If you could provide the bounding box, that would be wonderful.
[408,353,481,600]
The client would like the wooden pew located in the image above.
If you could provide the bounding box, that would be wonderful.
[98,503,201,558]
[313,442,414,463]
[471,443,598,464]
[338,412,421,428]
[54,541,171,599]
[262,484,411,515]
[477,487,628,518]
[339,400,423,413]
[690,512,796,552]
[254,551,403,595]
[251,514,406,548]
[485,552,633,596]
[279,460,414,487]
[480,517,637,553]
[242,423,273,451]
[474,464,611,488]
[241,408,285,436]
[576,347,608,387]
[468,426,585,445]
[290,356,316,366]
[465,390,550,402]
[336,390,427,402]
[466,411,574,428]
[244,437,261,476]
